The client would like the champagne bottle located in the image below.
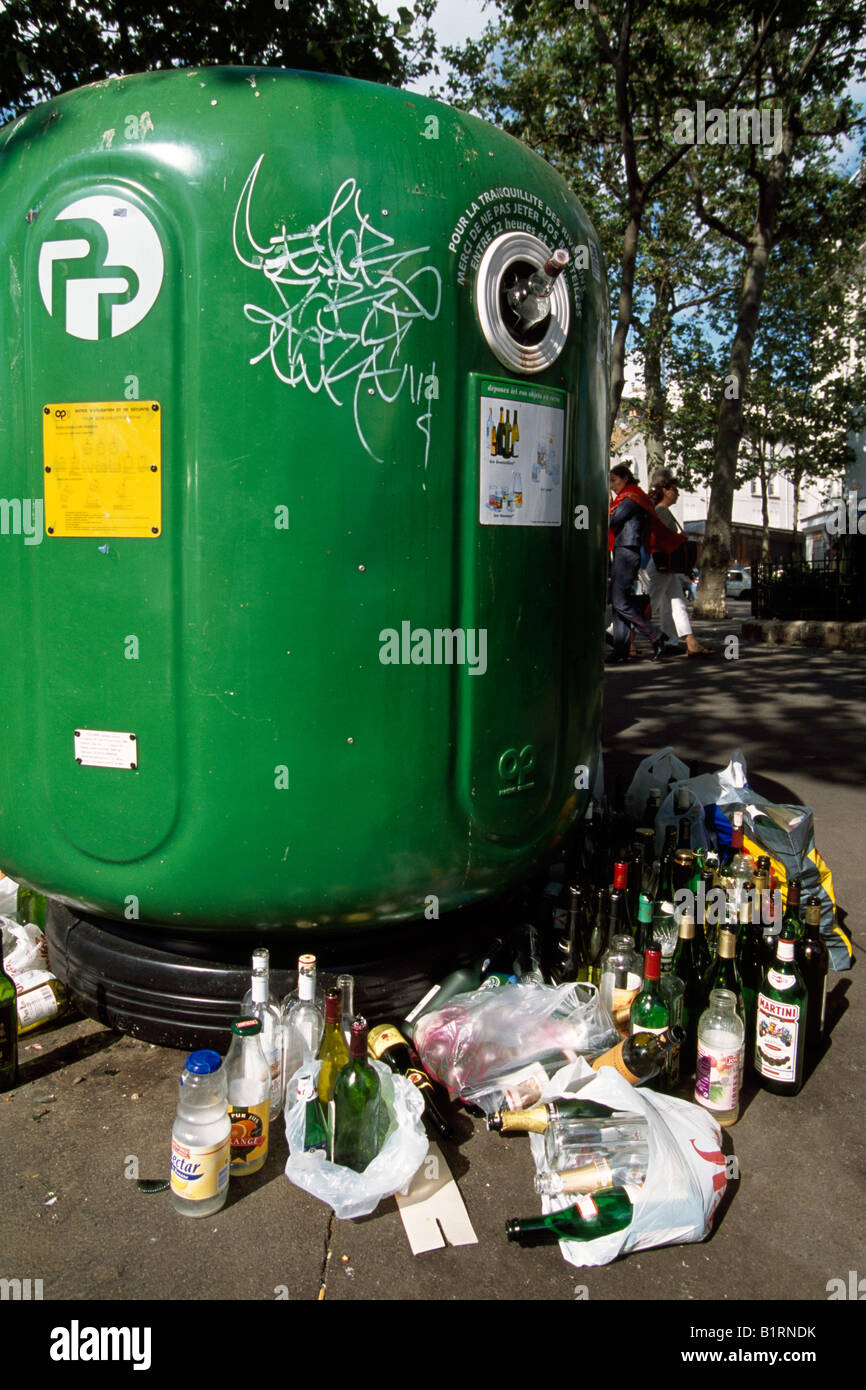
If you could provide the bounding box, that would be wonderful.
[367,1022,452,1140]
[0,933,17,1092]
[629,946,669,1037]
[505,1186,633,1246]
[754,935,808,1096]
[333,1017,381,1173]
[800,896,828,1057]
[589,1025,686,1085]
[534,1148,648,1197]
[487,1095,618,1134]
[504,409,512,457]
[496,407,506,456]
[316,988,350,1104]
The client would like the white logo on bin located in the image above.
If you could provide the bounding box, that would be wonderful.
[38,195,164,340]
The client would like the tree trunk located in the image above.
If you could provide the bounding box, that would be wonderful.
[643,277,670,479]
[609,203,643,433]
[760,451,771,561]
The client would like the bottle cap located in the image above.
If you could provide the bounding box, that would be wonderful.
[644,947,661,979]
[613,862,629,890]
[185,1049,222,1075]
[230,1016,262,1036]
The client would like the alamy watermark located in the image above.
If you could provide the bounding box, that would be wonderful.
[379,622,487,676]
[673,101,782,153]
[0,498,43,545]
[826,492,866,535]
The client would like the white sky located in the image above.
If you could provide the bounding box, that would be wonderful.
[375,0,491,92]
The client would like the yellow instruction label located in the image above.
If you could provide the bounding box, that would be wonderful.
[43,401,162,538]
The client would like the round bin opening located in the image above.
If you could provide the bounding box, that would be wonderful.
[475,231,571,374]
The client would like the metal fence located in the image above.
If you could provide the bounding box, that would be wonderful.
[752,541,866,621]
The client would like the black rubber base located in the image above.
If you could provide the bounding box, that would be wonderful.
[44,873,558,1052]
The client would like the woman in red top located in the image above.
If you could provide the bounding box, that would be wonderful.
[607,464,666,664]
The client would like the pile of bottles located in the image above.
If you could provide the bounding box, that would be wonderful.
[1,884,71,1093]
[170,948,454,1218]
[540,784,829,1119]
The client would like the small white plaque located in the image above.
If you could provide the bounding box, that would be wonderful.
[74,728,138,770]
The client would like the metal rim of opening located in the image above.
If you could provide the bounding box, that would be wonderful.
[475,231,571,374]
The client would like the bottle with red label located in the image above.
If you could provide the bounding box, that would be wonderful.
[754,935,808,1096]
[226,1016,270,1175]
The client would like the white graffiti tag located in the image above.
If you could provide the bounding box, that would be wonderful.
[233,157,442,461]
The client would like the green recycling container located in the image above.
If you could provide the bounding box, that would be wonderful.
[0,68,609,933]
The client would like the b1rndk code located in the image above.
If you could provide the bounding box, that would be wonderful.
[690,1326,816,1339]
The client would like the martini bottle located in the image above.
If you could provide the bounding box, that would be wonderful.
[754,934,808,1095]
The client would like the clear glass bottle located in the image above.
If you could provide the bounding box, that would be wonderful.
[170,1049,231,1217]
[225,1017,270,1176]
[599,934,642,1037]
[543,1115,649,1171]
[505,248,569,328]
[338,973,355,1048]
[282,954,325,1091]
[535,1145,649,1196]
[242,947,283,1120]
[694,988,744,1126]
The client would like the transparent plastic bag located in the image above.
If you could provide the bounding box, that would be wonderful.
[414,980,618,1116]
[527,1059,729,1267]
[0,915,53,992]
[625,747,690,821]
[284,1060,428,1220]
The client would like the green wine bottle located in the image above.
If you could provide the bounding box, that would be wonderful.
[635,892,654,956]
[801,896,829,1056]
[670,912,704,1076]
[402,937,506,1037]
[505,1186,633,1246]
[1,934,18,1092]
[333,1017,381,1172]
[629,946,670,1036]
[701,925,745,1025]
[781,877,804,942]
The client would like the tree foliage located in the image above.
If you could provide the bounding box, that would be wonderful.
[0,0,436,123]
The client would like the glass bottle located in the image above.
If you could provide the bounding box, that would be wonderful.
[402,937,505,1037]
[505,247,570,328]
[629,946,670,1037]
[781,877,804,943]
[800,896,829,1057]
[338,973,355,1048]
[673,849,695,894]
[737,890,765,1060]
[0,932,18,1092]
[512,413,520,459]
[16,885,47,930]
[589,1025,686,1086]
[659,968,685,1088]
[535,1146,649,1197]
[505,1186,634,1246]
[293,1067,329,1155]
[225,1017,270,1176]
[316,987,350,1104]
[638,787,662,836]
[611,861,633,933]
[599,934,642,1037]
[550,884,586,984]
[670,910,704,1076]
[487,1095,619,1134]
[755,936,808,1096]
[720,822,754,922]
[585,888,608,987]
[242,947,283,1120]
[333,1016,381,1172]
[635,891,654,957]
[543,1116,649,1170]
[652,839,678,970]
[170,1049,231,1217]
[367,1022,452,1141]
[283,954,325,1090]
[694,988,745,1126]
[701,924,745,1025]
[16,977,70,1035]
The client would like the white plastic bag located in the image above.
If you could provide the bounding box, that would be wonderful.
[654,784,712,855]
[414,981,618,1115]
[625,747,690,821]
[528,1060,729,1267]
[671,748,750,812]
[284,1060,428,1221]
[0,915,53,994]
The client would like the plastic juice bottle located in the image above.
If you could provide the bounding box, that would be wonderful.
[170,1050,231,1217]
[226,1017,270,1176]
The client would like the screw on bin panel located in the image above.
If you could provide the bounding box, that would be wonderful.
[151,403,159,411]
[43,406,50,414]
[151,527,159,534]
[358,565,366,572]
[45,466,51,472]
[347,738,354,744]
[47,527,54,534]
[150,465,157,472]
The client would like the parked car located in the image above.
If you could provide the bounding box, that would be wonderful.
[726,566,752,599]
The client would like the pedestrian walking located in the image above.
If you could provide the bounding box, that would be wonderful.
[646,470,715,658]
[607,464,667,664]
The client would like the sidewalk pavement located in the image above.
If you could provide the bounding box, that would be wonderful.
[0,612,862,1308]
